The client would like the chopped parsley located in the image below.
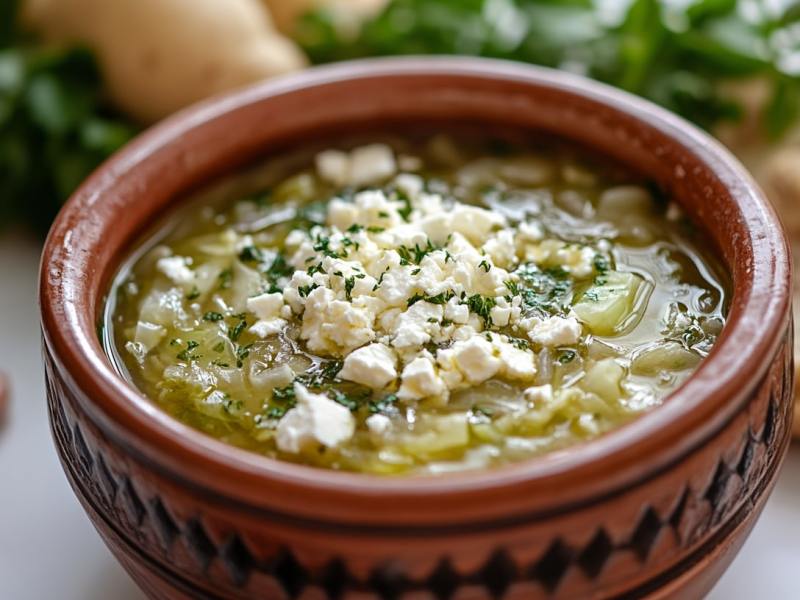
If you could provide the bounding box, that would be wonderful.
[369,393,399,415]
[218,268,233,290]
[298,283,320,298]
[465,294,497,326]
[202,311,224,322]
[512,263,573,316]
[407,290,455,307]
[235,343,253,368]
[176,340,201,361]
[557,349,577,365]
[344,276,356,301]
[238,245,263,264]
[396,238,439,265]
[228,315,247,342]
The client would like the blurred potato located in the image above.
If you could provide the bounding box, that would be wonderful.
[261,0,387,36]
[22,0,307,123]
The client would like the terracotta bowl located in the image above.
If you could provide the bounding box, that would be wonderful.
[40,58,793,599]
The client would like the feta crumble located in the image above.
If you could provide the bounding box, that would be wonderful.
[339,343,398,389]
[156,256,194,284]
[276,383,356,453]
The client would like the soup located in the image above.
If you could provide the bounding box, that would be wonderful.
[105,134,728,475]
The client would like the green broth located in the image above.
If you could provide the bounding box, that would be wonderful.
[105,134,728,475]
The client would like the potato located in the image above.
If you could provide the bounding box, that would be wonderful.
[581,359,624,402]
[262,0,388,36]
[573,271,644,336]
[22,0,307,123]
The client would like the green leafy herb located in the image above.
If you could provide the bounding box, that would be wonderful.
[330,389,369,411]
[235,342,253,368]
[186,286,201,301]
[265,253,293,282]
[296,359,343,388]
[298,282,320,297]
[396,238,439,265]
[593,253,610,275]
[512,263,573,316]
[369,393,399,415]
[407,290,455,307]
[228,315,247,342]
[465,294,497,326]
[557,349,577,364]
[238,245,263,264]
[266,385,298,419]
[176,340,200,361]
[203,311,224,322]
[218,268,233,290]
[297,0,800,138]
[0,10,138,232]
[344,275,355,301]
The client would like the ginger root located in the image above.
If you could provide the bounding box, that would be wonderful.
[22,0,307,123]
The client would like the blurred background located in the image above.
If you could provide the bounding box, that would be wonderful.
[1,0,799,598]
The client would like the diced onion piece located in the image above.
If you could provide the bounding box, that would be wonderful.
[573,271,644,336]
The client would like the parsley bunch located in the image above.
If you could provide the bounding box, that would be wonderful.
[0,0,137,232]
[297,0,800,138]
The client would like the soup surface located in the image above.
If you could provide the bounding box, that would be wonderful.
[106,134,728,475]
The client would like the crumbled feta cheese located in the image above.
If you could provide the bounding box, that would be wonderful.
[482,229,518,269]
[365,413,392,436]
[349,144,397,186]
[391,301,444,350]
[316,145,397,188]
[156,256,194,284]
[449,205,506,245]
[327,198,360,231]
[438,336,501,386]
[524,384,553,404]
[494,341,537,381]
[398,355,447,400]
[518,221,544,242]
[315,150,351,187]
[444,297,469,324]
[354,189,404,228]
[398,154,422,172]
[300,287,376,355]
[246,292,284,321]
[490,304,512,327]
[394,173,424,199]
[134,321,166,353]
[250,318,287,338]
[526,315,582,346]
[339,343,398,388]
[557,245,596,278]
[276,383,355,453]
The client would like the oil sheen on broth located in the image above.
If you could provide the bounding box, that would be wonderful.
[106,134,728,475]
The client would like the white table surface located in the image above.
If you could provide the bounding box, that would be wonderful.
[0,231,797,599]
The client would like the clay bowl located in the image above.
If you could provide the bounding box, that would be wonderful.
[40,57,793,599]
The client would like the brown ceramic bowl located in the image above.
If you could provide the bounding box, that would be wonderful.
[40,58,793,599]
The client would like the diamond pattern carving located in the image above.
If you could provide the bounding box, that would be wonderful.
[43,332,794,599]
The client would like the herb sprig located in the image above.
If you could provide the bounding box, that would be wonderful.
[297,0,800,138]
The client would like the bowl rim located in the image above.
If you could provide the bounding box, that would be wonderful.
[39,56,791,527]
